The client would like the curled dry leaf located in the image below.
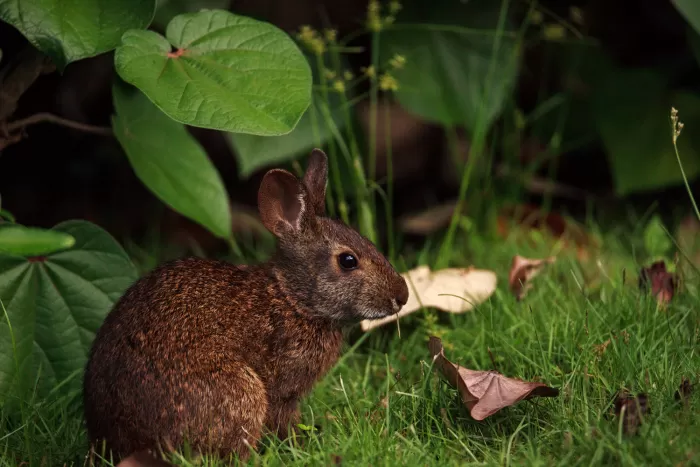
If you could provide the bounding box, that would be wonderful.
[613,391,650,435]
[427,336,559,420]
[360,266,497,331]
[638,261,676,305]
[508,255,556,300]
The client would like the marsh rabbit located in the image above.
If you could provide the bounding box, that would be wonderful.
[83,149,409,462]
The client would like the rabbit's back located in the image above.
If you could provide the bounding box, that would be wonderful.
[83,257,274,457]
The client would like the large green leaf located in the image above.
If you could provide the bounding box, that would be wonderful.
[591,64,700,195]
[114,9,312,135]
[0,0,155,70]
[673,0,700,36]
[0,220,138,404]
[112,80,232,239]
[152,0,230,30]
[227,53,349,177]
[380,0,519,132]
[227,96,335,177]
[0,225,75,256]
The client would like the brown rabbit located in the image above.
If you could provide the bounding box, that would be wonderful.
[83,149,409,462]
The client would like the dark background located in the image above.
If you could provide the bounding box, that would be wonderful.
[1,0,697,254]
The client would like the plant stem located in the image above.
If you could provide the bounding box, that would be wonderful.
[308,92,336,218]
[226,236,243,258]
[328,45,371,239]
[435,0,511,269]
[315,53,349,224]
[5,113,113,136]
[672,138,700,222]
[384,95,395,262]
[368,30,380,183]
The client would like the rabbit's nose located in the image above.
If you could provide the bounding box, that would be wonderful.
[395,281,409,307]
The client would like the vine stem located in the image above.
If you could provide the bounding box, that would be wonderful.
[5,112,113,137]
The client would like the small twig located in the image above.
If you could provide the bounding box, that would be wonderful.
[487,347,499,372]
[5,113,113,136]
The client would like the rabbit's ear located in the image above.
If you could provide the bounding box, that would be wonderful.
[258,169,311,237]
[302,148,328,216]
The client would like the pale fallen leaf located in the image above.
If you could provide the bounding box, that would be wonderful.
[508,255,556,300]
[360,265,497,331]
[428,336,559,420]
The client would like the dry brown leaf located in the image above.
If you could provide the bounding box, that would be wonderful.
[508,255,556,300]
[593,338,611,358]
[613,391,649,435]
[639,261,677,305]
[360,266,497,331]
[675,377,694,405]
[427,336,559,420]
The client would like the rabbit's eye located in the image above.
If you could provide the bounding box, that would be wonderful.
[338,253,358,270]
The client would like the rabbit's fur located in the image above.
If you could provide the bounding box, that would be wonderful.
[83,149,409,462]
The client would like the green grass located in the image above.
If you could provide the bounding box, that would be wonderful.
[1,219,698,467]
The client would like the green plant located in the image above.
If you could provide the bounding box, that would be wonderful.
[3,0,700,464]
[0,0,313,406]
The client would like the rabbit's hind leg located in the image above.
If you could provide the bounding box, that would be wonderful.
[176,359,268,462]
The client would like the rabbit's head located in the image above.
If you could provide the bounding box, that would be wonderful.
[258,149,409,322]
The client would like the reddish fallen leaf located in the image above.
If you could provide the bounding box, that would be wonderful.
[675,377,694,404]
[508,255,556,300]
[613,391,649,435]
[428,336,559,420]
[639,261,676,305]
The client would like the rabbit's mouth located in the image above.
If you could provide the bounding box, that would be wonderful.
[359,299,403,320]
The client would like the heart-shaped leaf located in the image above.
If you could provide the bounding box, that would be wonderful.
[380,0,518,132]
[0,220,138,404]
[227,54,349,177]
[152,0,230,30]
[114,9,312,135]
[0,225,75,256]
[0,0,155,70]
[112,80,232,239]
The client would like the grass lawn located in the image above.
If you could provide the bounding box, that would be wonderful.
[1,216,698,467]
